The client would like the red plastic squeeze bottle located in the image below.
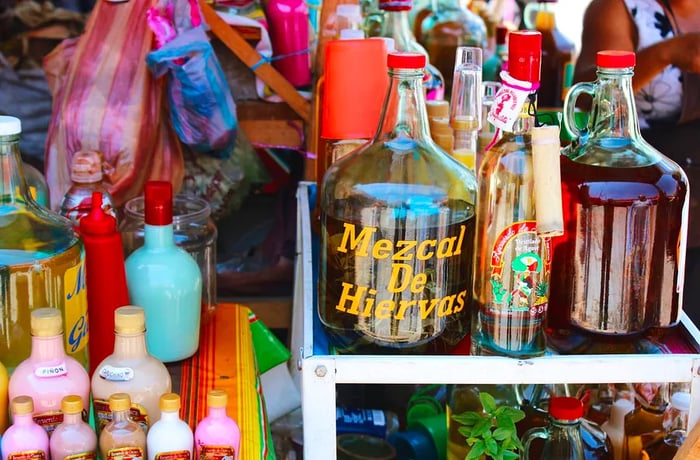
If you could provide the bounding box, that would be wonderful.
[79,191,129,375]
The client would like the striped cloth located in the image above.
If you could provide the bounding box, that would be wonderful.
[167,303,274,460]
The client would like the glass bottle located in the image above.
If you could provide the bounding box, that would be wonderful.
[59,150,116,230]
[522,397,586,460]
[601,396,635,460]
[416,0,487,95]
[318,51,478,354]
[91,306,172,438]
[0,115,89,372]
[623,383,668,460]
[640,391,689,460]
[550,51,688,335]
[99,393,147,460]
[483,25,508,83]
[8,307,90,436]
[22,161,50,208]
[146,393,194,460]
[376,0,445,101]
[50,395,97,460]
[1,396,49,460]
[470,31,551,358]
[124,181,202,362]
[194,390,241,460]
[450,46,482,171]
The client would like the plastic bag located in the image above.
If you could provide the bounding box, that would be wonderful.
[147,6,238,159]
[43,0,184,210]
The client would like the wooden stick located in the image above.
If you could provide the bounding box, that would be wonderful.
[200,1,311,123]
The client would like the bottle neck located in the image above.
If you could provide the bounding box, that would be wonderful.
[13,413,34,427]
[63,412,83,425]
[0,134,31,205]
[144,223,175,249]
[383,10,422,53]
[375,68,432,142]
[111,408,132,424]
[590,67,641,141]
[31,334,66,362]
[208,406,227,419]
[113,332,149,359]
[161,410,181,422]
[510,96,536,135]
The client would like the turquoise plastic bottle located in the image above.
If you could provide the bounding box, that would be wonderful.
[125,181,202,363]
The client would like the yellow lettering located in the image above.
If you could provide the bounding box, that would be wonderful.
[337,223,376,257]
[454,224,466,256]
[453,290,467,313]
[394,240,417,261]
[436,236,457,258]
[387,263,413,293]
[419,298,439,319]
[411,273,427,293]
[438,295,456,316]
[373,239,393,259]
[417,240,436,260]
[361,289,377,316]
[395,300,416,320]
[336,282,365,315]
[375,300,395,319]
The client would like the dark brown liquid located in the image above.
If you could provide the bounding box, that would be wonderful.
[537,27,574,108]
[319,213,474,354]
[549,157,686,334]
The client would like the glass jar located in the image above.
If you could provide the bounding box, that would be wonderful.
[120,194,217,314]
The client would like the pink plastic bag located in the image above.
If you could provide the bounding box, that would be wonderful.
[43,0,184,209]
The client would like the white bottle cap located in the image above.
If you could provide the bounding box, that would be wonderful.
[671,392,691,412]
[0,116,21,136]
[339,29,365,40]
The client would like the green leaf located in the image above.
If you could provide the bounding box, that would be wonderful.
[466,441,486,460]
[495,414,517,431]
[480,392,497,413]
[503,451,520,460]
[453,412,484,426]
[485,437,499,455]
[499,407,526,423]
[458,426,473,438]
[472,418,493,437]
[492,427,512,441]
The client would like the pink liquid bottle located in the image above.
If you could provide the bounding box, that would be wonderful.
[194,390,241,460]
[50,395,97,460]
[265,0,311,88]
[8,308,91,436]
[2,396,49,460]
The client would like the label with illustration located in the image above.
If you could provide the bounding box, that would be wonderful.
[155,451,191,460]
[198,446,235,460]
[94,399,149,434]
[8,451,46,460]
[65,452,97,460]
[33,411,64,434]
[107,447,143,460]
[98,365,134,382]
[34,362,68,378]
[64,261,89,354]
[489,221,551,316]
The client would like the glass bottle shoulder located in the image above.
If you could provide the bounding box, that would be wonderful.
[0,203,80,259]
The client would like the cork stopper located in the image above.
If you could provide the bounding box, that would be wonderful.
[70,150,104,184]
[11,396,34,415]
[31,308,63,337]
[115,306,146,334]
[61,395,83,414]
[207,389,228,408]
[426,100,450,119]
[109,393,131,412]
[160,393,181,412]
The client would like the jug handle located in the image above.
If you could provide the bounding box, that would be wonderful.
[522,2,539,30]
[521,426,550,460]
[563,82,595,144]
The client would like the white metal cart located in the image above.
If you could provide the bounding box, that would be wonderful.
[289,181,700,460]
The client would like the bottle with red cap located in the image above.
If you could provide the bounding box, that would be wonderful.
[124,181,202,362]
[521,397,586,459]
[548,51,688,341]
[80,191,130,375]
[318,51,477,354]
[471,30,552,358]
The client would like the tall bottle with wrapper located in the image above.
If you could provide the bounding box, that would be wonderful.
[0,115,89,372]
[8,307,90,436]
[91,306,172,437]
[194,389,241,460]
[125,181,202,363]
[549,50,688,336]
[1,396,49,460]
[50,395,97,460]
[319,51,477,354]
[471,31,563,358]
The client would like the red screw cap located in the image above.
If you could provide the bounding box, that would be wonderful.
[387,52,426,69]
[508,30,542,83]
[597,50,636,68]
[79,192,116,235]
[549,397,584,421]
[144,181,173,226]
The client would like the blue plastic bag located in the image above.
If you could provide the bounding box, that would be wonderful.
[147,26,237,159]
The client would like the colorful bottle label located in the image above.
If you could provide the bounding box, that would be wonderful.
[8,451,46,460]
[98,365,134,382]
[65,452,97,460]
[33,410,64,434]
[198,446,235,460]
[107,447,143,460]
[155,451,191,460]
[34,362,68,378]
[94,399,149,434]
[64,261,89,354]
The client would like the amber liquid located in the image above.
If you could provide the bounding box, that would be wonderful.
[623,407,665,460]
[537,23,574,108]
[549,157,686,335]
[0,243,87,372]
[319,208,474,354]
